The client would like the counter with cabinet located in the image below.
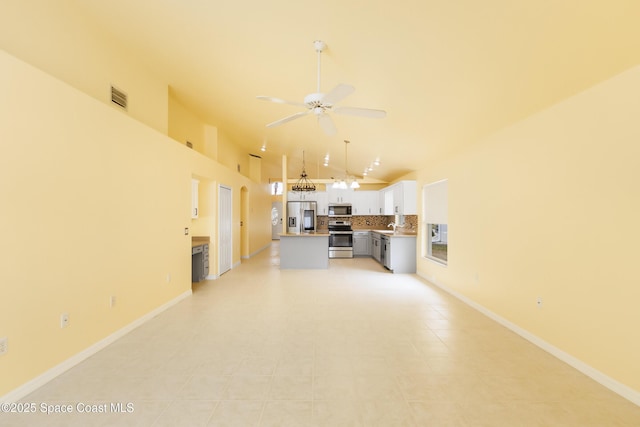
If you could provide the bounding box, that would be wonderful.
[358,230,417,273]
[191,236,210,282]
[279,233,330,269]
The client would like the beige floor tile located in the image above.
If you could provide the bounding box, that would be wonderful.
[313,375,359,400]
[221,375,272,400]
[207,400,264,427]
[409,401,469,426]
[360,400,417,427]
[268,376,313,400]
[259,400,314,427]
[13,242,640,427]
[313,400,364,427]
[178,375,230,400]
[152,400,217,427]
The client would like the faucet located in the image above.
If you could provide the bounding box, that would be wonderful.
[388,222,404,233]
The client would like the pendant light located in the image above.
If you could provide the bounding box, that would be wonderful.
[292,151,316,193]
[332,140,359,189]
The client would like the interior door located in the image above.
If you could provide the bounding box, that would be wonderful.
[219,185,232,275]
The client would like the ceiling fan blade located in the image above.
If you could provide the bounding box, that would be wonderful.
[321,84,355,106]
[266,111,310,128]
[317,113,337,136]
[257,96,306,108]
[333,106,387,118]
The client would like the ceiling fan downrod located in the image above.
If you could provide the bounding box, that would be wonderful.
[314,40,326,94]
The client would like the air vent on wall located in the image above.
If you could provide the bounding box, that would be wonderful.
[110,85,128,110]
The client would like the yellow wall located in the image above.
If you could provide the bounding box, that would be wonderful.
[416,66,640,394]
[0,49,271,397]
[168,90,206,152]
[0,1,168,135]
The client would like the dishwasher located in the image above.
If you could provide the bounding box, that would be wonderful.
[381,234,391,270]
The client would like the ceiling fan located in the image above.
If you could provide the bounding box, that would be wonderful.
[257,40,386,136]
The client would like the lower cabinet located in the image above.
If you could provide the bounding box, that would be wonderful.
[383,236,416,273]
[371,233,382,262]
[192,244,209,282]
[353,231,371,256]
[369,231,416,273]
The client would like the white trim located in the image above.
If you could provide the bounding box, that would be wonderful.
[0,290,192,403]
[242,242,272,259]
[424,254,447,266]
[416,272,640,407]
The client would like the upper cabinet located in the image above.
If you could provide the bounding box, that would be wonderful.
[353,191,380,215]
[380,180,417,215]
[191,179,199,218]
[287,191,329,215]
[315,191,329,215]
[327,187,353,204]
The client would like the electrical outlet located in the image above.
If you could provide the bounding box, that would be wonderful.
[0,337,7,356]
[60,313,69,328]
[166,273,172,283]
[110,296,116,308]
[184,227,189,235]
[537,297,543,308]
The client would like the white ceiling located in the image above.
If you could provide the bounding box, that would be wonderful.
[73,0,640,182]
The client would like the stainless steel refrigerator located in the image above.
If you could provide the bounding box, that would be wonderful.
[287,201,317,234]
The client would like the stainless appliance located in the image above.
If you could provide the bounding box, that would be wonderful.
[381,234,391,269]
[328,220,353,258]
[328,203,352,217]
[287,201,317,234]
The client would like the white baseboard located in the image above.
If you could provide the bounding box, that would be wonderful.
[242,242,271,260]
[1,289,192,403]
[416,272,640,407]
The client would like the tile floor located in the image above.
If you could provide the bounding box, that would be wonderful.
[4,242,640,426]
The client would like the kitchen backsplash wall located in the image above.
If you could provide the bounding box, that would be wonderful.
[317,215,417,232]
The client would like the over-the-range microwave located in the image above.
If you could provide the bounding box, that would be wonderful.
[328,203,352,217]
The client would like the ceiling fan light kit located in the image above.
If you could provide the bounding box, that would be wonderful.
[257,40,387,137]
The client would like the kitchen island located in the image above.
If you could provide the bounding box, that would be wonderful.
[279,233,330,269]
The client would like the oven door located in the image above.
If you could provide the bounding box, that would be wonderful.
[329,231,353,258]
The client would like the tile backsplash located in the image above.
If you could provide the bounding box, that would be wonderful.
[317,215,417,232]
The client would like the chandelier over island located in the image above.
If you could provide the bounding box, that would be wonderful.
[332,140,360,189]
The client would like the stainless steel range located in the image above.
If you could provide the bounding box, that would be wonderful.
[328,220,353,258]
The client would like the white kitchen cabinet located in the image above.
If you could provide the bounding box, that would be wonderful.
[353,231,371,256]
[381,187,394,215]
[191,179,199,218]
[379,180,417,215]
[288,191,328,214]
[327,187,353,204]
[287,191,317,201]
[315,191,329,215]
[385,235,416,273]
[371,232,382,262]
[353,191,380,215]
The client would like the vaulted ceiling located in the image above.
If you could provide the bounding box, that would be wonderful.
[73,0,640,182]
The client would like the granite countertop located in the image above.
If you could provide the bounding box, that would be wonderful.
[280,233,330,237]
[358,229,417,237]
